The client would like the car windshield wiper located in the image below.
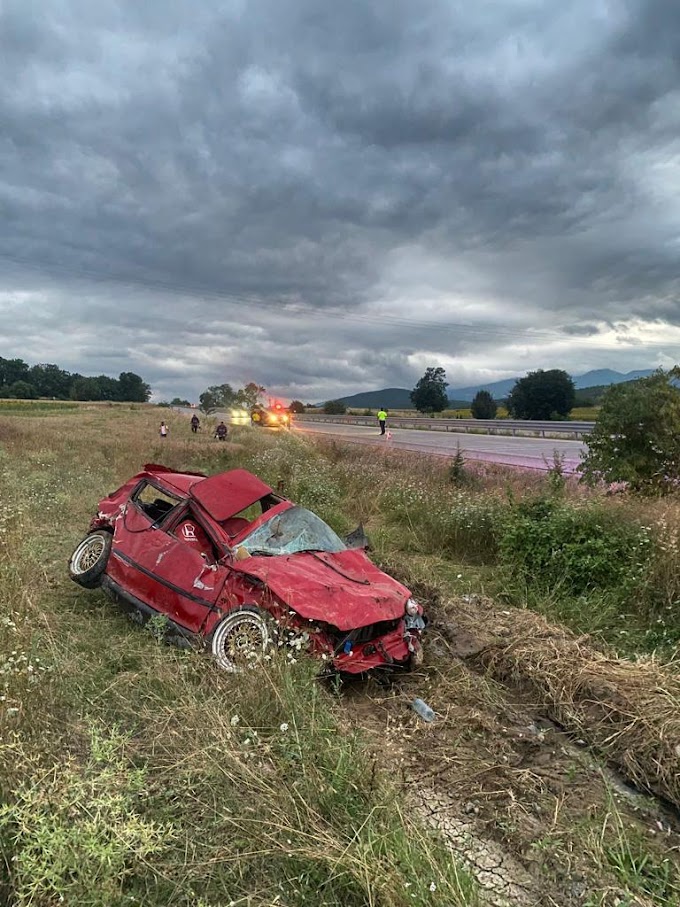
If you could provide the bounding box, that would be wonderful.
[243,548,275,557]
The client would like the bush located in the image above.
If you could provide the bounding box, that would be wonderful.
[471,390,497,419]
[323,399,347,415]
[579,368,680,494]
[499,498,652,597]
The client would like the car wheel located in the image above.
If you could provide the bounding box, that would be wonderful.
[211,606,273,672]
[69,531,112,589]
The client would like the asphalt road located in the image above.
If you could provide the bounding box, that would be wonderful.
[293,420,587,472]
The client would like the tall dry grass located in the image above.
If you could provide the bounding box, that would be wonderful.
[0,407,477,906]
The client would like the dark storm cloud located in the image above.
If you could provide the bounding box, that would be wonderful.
[561,323,603,338]
[1,0,679,401]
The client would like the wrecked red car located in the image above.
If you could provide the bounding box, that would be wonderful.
[68,464,426,674]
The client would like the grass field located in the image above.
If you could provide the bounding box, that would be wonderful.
[0,407,678,906]
[0,399,81,414]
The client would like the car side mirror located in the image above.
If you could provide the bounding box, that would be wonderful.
[344,523,370,550]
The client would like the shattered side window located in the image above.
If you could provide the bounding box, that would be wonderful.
[239,506,346,556]
[133,483,183,523]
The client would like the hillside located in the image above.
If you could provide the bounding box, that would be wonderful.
[445,368,655,402]
[327,368,657,408]
[325,387,468,410]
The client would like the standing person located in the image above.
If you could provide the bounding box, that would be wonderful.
[190,413,200,433]
[214,420,228,441]
[159,421,169,439]
[377,407,387,436]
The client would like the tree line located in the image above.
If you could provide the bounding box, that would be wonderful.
[323,367,577,419]
[196,382,305,414]
[409,366,576,419]
[0,357,151,402]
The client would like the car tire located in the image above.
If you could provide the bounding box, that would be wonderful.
[69,531,112,589]
[210,606,273,672]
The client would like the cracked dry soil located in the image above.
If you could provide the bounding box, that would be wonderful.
[342,594,680,907]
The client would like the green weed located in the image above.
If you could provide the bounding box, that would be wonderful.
[498,498,652,597]
[0,725,173,907]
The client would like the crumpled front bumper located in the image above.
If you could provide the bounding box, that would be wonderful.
[331,619,422,674]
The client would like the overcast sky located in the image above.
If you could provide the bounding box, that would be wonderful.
[1,0,679,402]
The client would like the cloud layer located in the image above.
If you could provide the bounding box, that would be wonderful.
[1,0,679,401]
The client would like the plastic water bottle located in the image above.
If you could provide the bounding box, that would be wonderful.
[411,698,436,722]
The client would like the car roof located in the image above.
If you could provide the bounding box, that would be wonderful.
[190,468,274,521]
[141,463,206,495]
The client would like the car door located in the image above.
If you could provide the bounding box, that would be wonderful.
[108,483,227,632]
[142,509,228,632]
[107,480,183,606]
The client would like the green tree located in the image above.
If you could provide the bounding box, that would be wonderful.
[117,372,151,402]
[410,367,448,414]
[289,400,305,413]
[70,376,103,401]
[199,391,218,415]
[8,380,37,399]
[199,383,236,415]
[170,397,191,407]
[579,367,680,494]
[96,376,121,401]
[323,399,347,414]
[235,382,265,409]
[506,369,575,420]
[28,363,71,399]
[471,390,497,419]
[0,357,30,387]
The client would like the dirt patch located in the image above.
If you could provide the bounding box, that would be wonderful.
[342,592,680,905]
[446,595,680,812]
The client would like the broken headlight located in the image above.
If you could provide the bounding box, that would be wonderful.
[405,598,420,617]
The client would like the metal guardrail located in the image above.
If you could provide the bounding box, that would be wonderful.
[294,413,594,439]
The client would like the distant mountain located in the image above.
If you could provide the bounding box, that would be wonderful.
[446,378,516,402]
[321,387,468,410]
[446,369,655,402]
[572,368,655,389]
[325,368,657,409]
[328,388,413,409]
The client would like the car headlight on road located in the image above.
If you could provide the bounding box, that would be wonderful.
[405,598,420,616]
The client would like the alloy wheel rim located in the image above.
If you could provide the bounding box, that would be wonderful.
[221,618,266,665]
[77,537,105,572]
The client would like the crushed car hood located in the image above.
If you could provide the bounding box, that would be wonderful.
[232,549,410,630]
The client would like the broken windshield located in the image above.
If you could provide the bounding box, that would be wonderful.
[239,506,347,556]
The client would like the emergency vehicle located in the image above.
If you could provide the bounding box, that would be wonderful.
[250,401,291,428]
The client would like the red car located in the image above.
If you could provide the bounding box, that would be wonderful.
[68,464,426,674]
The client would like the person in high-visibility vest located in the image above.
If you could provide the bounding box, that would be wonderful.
[377,408,387,435]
